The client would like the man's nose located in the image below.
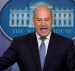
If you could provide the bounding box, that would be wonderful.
[42,20,45,25]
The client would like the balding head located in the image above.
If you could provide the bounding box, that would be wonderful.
[34,5,52,18]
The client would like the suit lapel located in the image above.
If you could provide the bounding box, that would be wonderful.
[43,32,58,71]
[28,32,42,71]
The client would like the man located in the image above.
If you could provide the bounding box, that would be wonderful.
[0,5,74,71]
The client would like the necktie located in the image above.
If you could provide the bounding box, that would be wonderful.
[39,37,46,70]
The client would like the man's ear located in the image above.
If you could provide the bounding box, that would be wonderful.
[51,16,53,20]
[51,16,54,24]
[33,16,35,25]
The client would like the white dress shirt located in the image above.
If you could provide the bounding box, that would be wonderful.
[36,32,51,55]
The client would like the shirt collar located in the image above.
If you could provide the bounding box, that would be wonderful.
[36,32,51,40]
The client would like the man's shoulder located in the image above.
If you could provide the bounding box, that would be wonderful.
[52,32,74,44]
[12,32,35,42]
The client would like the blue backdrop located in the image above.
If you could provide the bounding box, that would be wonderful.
[0,0,75,71]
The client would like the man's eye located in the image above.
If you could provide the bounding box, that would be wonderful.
[37,19,41,21]
[45,19,49,21]
[45,19,48,21]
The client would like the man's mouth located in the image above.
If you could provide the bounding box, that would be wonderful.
[40,27,48,32]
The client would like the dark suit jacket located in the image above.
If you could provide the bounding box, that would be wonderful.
[0,32,74,71]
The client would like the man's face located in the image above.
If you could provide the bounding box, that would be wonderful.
[33,6,53,37]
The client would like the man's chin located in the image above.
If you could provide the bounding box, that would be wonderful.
[40,33,48,37]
